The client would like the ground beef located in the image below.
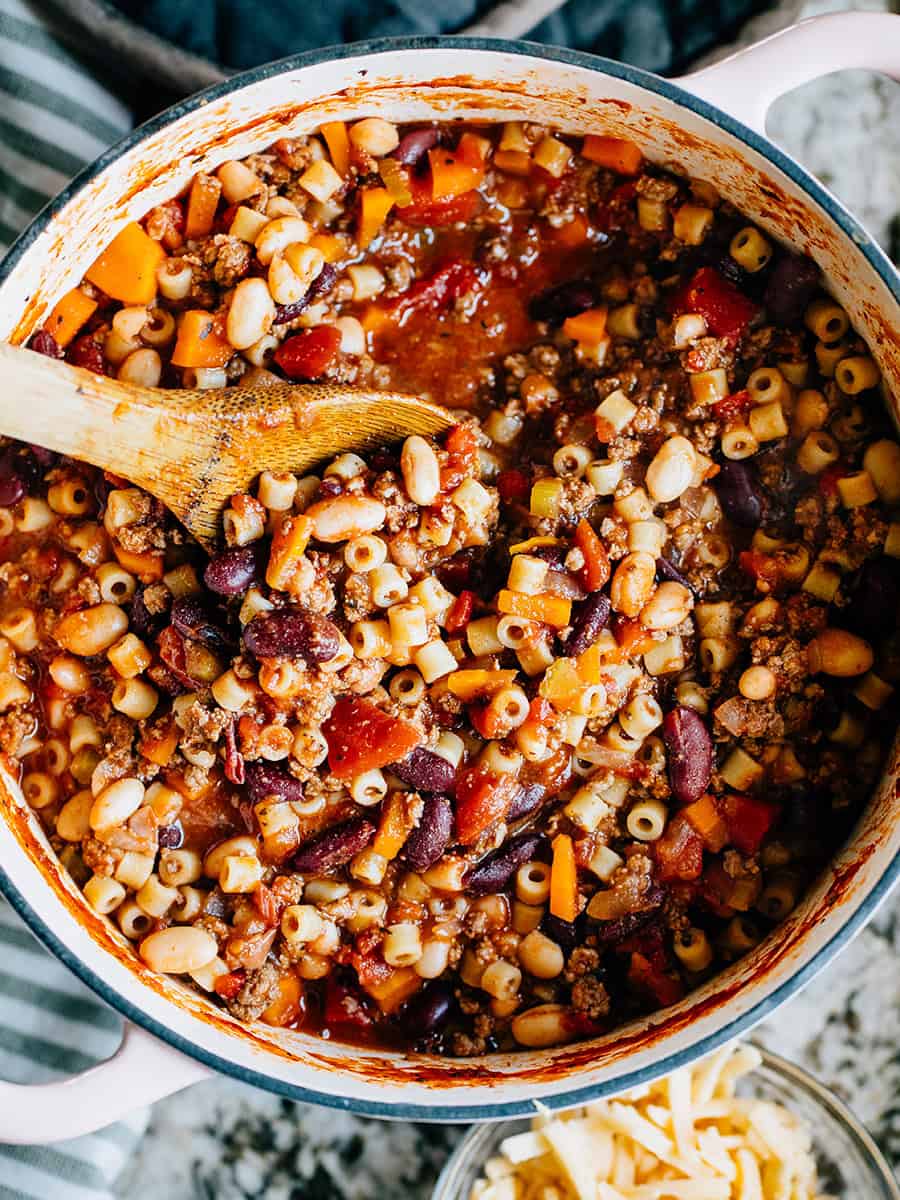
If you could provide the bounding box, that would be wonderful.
[450,1031,487,1056]
[81,836,124,877]
[570,976,610,1019]
[565,946,600,982]
[0,708,35,755]
[203,235,252,288]
[225,961,282,1022]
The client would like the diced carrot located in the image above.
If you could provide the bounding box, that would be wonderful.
[446,668,518,702]
[563,306,608,344]
[574,519,610,592]
[373,793,419,860]
[456,131,491,165]
[266,515,313,590]
[550,213,591,248]
[185,173,223,239]
[612,616,658,661]
[576,642,606,685]
[357,186,394,249]
[682,794,728,853]
[113,543,164,581]
[321,120,350,176]
[428,147,484,200]
[361,965,422,1014]
[170,309,233,369]
[308,232,348,263]
[43,288,97,348]
[497,589,572,628]
[261,972,304,1027]
[581,135,643,175]
[138,720,179,767]
[85,221,165,305]
[550,833,578,922]
[493,149,531,176]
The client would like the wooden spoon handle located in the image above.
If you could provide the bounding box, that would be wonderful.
[0,341,195,487]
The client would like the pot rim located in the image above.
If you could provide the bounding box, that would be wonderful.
[0,34,898,1120]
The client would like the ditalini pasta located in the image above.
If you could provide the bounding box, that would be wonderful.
[470,1045,831,1200]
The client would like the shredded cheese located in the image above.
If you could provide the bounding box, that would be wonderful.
[468,1045,834,1200]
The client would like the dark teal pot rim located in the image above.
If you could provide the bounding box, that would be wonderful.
[0,34,898,1122]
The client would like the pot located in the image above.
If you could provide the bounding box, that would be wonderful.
[0,12,897,1144]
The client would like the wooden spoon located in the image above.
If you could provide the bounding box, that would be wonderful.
[0,342,452,547]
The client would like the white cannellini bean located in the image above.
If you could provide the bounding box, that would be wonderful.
[400,435,440,505]
[226,278,275,350]
[305,495,386,542]
[348,117,399,157]
[139,926,218,974]
[89,777,145,831]
[645,435,697,503]
[254,216,313,266]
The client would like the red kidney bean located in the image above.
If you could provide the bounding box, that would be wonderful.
[403,794,453,871]
[528,543,567,567]
[245,761,306,805]
[293,817,376,873]
[465,832,544,897]
[656,557,693,591]
[273,263,338,324]
[663,706,713,805]
[391,747,457,794]
[171,596,233,653]
[324,971,375,1029]
[592,899,664,945]
[401,979,454,1039]
[0,450,25,507]
[67,334,107,374]
[28,329,63,358]
[542,913,580,952]
[506,783,545,823]
[713,459,765,528]
[529,278,597,325]
[764,253,819,325]
[393,127,441,166]
[203,543,267,596]
[564,592,611,657]
[851,558,899,634]
[130,586,167,638]
[244,609,340,663]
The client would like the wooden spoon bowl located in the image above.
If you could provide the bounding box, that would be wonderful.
[0,342,452,546]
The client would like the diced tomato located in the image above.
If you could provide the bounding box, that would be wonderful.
[699,859,737,918]
[497,468,530,504]
[454,763,518,845]
[274,325,342,380]
[441,422,481,491]
[720,793,780,855]
[444,589,476,634]
[213,969,246,1001]
[384,260,481,326]
[654,814,705,882]
[215,202,238,234]
[713,389,752,422]
[672,267,759,340]
[574,519,610,592]
[396,185,482,227]
[323,697,421,781]
[468,702,502,740]
[253,882,281,927]
[628,951,685,1007]
[739,549,779,589]
[818,462,849,496]
[324,973,375,1029]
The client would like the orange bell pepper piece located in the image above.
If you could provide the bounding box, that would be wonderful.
[682,794,728,852]
[184,172,222,239]
[321,120,350,176]
[170,310,232,368]
[357,186,394,248]
[494,149,531,176]
[43,288,97,348]
[373,793,420,860]
[550,834,578,922]
[550,213,591,248]
[446,668,518,702]
[497,590,572,628]
[308,232,348,263]
[362,966,422,1015]
[266,514,313,591]
[86,221,165,305]
[574,519,611,592]
[113,543,164,581]
[563,306,608,344]
[428,147,484,200]
[581,135,643,176]
[261,972,304,1027]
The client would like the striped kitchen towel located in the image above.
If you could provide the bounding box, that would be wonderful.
[0,2,144,1194]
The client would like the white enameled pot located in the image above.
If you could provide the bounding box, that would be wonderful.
[0,12,898,1144]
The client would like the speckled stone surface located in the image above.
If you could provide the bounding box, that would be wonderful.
[115,3,900,1195]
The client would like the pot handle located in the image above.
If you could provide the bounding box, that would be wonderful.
[675,12,900,135]
[0,1023,209,1144]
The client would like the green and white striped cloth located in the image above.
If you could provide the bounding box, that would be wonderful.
[0,1,146,1194]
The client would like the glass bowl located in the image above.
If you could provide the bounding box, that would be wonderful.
[432,1045,899,1200]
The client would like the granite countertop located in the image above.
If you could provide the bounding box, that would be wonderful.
[115,2,900,1195]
